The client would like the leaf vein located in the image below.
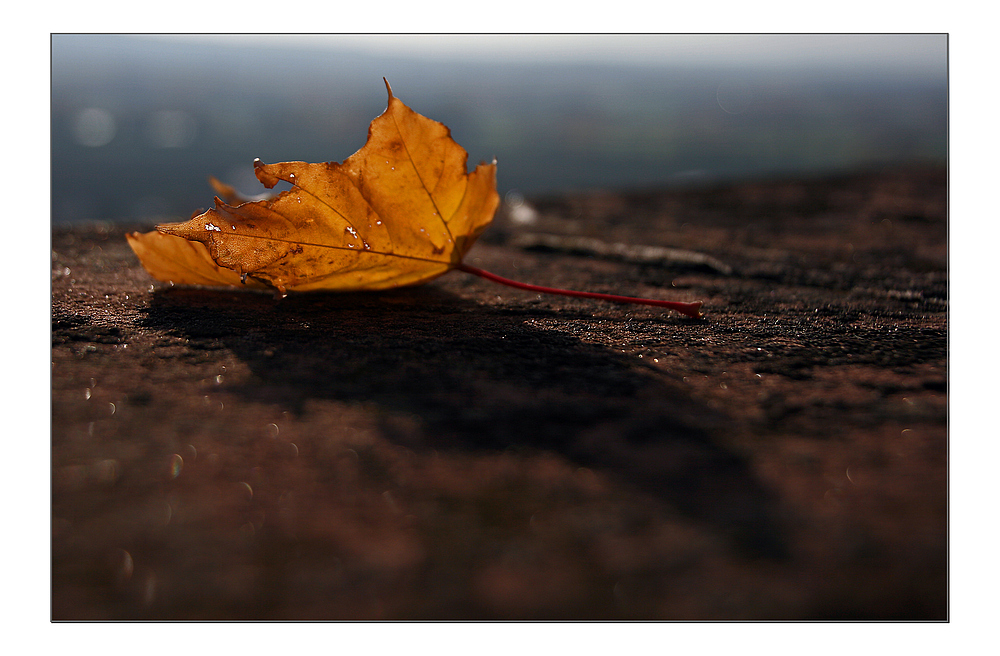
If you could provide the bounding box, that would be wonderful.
[389,109,455,243]
[281,173,395,254]
[224,229,449,265]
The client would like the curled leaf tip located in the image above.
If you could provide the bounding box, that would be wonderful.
[253,159,282,189]
[383,77,393,99]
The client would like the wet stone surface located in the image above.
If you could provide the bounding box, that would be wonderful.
[51,165,946,619]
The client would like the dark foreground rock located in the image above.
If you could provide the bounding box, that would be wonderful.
[51,165,946,619]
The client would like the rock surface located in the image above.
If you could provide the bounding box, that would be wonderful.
[51,165,947,619]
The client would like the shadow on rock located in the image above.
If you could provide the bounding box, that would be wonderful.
[141,286,789,559]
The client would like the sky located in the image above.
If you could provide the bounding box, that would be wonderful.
[147,33,946,75]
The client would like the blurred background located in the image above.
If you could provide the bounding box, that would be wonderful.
[51,34,946,225]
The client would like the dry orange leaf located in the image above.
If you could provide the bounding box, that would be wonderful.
[128,79,497,296]
[128,80,702,318]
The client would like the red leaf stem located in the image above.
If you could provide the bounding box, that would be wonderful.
[456,263,703,318]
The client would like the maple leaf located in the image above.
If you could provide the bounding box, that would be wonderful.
[127,80,703,318]
[128,79,498,295]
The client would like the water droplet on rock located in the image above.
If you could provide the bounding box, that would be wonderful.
[169,454,183,478]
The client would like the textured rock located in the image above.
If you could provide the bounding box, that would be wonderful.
[51,165,946,619]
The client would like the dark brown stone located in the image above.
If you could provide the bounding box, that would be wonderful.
[51,165,946,619]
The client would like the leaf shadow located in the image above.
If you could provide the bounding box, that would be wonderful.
[141,286,789,559]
